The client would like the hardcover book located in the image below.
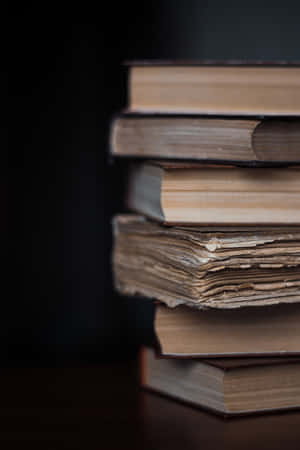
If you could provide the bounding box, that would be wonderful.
[111,115,300,165]
[141,347,300,416]
[126,162,300,225]
[128,61,300,115]
[154,304,300,357]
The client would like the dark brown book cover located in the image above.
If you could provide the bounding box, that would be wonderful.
[126,60,300,66]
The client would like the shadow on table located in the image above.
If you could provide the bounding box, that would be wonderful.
[141,386,300,450]
[0,362,299,449]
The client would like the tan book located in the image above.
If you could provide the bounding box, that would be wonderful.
[129,61,300,115]
[113,215,300,309]
[126,162,300,225]
[155,304,300,357]
[111,115,300,164]
[141,347,300,416]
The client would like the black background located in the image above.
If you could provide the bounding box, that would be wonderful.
[8,2,300,365]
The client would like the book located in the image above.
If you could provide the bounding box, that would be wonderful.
[141,347,300,416]
[126,162,300,224]
[111,115,300,164]
[155,304,300,357]
[128,61,300,115]
[113,215,300,309]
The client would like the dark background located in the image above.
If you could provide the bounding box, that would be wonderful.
[9,2,300,365]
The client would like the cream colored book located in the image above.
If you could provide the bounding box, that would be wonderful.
[127,162,300,225]
[129,62,300,115]
[113,215,300,309]
[155,304,300,357]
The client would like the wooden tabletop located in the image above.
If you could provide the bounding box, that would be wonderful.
[1,361,300,449]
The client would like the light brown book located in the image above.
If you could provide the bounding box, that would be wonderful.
[129,61,300,115]
[127,162,300,224]
[113,215,300,309]
[155,304,300,357]
[111,115,300,164]
[141,347,300,416]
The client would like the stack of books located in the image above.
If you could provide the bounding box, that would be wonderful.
[111,61,300,416]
